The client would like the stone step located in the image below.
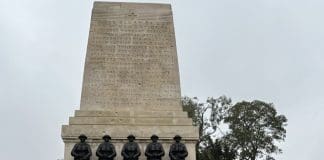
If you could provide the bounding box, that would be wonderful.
[80,105,184,111]
[74,110,188,117]
[61,124,199,140]
[69,117,193,125]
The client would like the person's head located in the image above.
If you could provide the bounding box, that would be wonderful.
[127,134,135,142]
[173,135,181,143]
[151,134,159,142]
[103,135,111,142]
[79,134,87,142]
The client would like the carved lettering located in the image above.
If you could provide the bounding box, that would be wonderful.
[81,8,181,109]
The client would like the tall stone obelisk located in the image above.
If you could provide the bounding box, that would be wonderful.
[61,2,198,160]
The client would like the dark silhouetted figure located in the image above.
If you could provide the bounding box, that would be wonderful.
[145,135,165,160]
[121,134,141,160]
[169,135,188,160]
[96,135,117,160]
[71,134,92,160]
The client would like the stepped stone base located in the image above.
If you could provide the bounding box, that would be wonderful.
[62,109,198,160]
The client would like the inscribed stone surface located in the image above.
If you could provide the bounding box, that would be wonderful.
[80,2,181,110]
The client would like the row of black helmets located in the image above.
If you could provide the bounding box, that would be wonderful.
[71,134,188,160]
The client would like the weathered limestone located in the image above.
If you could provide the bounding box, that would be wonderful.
[62,2,198,160]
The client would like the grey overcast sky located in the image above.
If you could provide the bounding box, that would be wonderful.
[0,0,323,159]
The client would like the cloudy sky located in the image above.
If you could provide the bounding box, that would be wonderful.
[0,0,323,159]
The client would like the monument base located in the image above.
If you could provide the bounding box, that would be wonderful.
[62,109,198,160]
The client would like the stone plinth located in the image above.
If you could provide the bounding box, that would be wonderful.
[62,2,198,160]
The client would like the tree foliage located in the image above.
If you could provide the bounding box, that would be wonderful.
[182,96,232,159]
[182,96,232,147]
[200,137,236,160]
[224,100,287,160]
[182,97,288,160]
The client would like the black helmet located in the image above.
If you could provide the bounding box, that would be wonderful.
[102,135,111,140]
[151,134,159,140]
[78,134,87,139]
[173,135,182,140]
[127,134,135,139]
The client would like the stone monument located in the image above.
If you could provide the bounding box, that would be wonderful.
[61,2,198,160]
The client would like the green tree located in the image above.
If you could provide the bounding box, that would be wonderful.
[182,96,232,159]
[200,137,223,160]
[200,137,236,160]
[224,100,288,160]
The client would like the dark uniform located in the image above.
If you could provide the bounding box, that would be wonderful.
[71,134,92,160]
[121,135,141,160]
[96,135,116,160]
[169,135,188,160]
[145,135,165,160]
